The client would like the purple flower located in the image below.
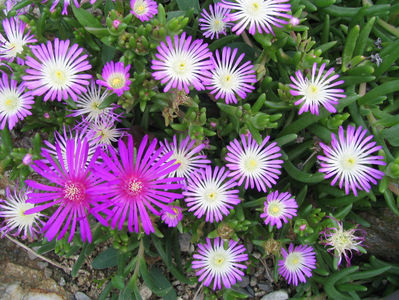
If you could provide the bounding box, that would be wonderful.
[96,61,131,97]
[159,135,211,180]
[206,47,257,104]
[183,166,240,223]
[290,63,346,115]
[225,133,283,192]
[220,0,291,35]
[320,217,366,267]
[23,38,92,102]
[260,191,298,229]
[278,243,316,286]
[130,0,158,22]
[199,4,233,40]
[160,206,183,227]
[151,32,214,93]
[192,237,248,290]
[0,73,34,130]
[0,17,37,64]
[318,125,386,196]
[0,186,45,240]
[92,135,184,234]
[25,136,108,243]
[42,0,82,15]
[82,114,123,149]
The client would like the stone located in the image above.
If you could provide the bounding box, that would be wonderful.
[37,262,49,269]
[238,276,249,288]
[58,277,66,287]
[74,291,91,300]
[258,281,273,293]
[246,286,255,297]
[178,233,192,253]
[44,268,53,279]
[261,290,289,300]
[254,267,265,277]
[139,284,152,300]
[250,276,257,287]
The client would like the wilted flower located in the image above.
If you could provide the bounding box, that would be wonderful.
[289,63,345,115]
[318,125,386,196]
[192,237,248,290]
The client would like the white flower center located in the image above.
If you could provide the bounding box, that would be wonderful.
[134,0,148,15]
[107,73,126,89]
[205,188,219,204]
[210,17,225,33]
[285,252,304,272]
[15,202,36,226]
[241,154,261,174]
[43,61,73,89]
[304,83,325,103]
[244,0,266,20]
[215,69,240,92]
[207,249,232,274]
[339,155,357,171]
[267,200,284,217]
[171,152,190,174]
[0,90,21,115]
[6,41,24,57]
[329,229,357,254]
[167,52,195,80]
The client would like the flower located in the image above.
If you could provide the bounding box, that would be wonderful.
[260,191,298,229]
[23,38,92,102]
[318,125,386,196]
[289,63,345,115]
[206,47,256,104]
[83,114,123,149]
[0,17,37,64]
[68,80,116,122]
[151,32,214,93]
[96,61,131,97]
[192,237,248,290]
[25,137,108,242]
[130,0,158,22]
[199,4,233,40]
[160,135,211,180]
[183,166,240,223]
[278,243,316,286]
[0,73,34,130]
[0,186,45,240]
[225,133,283,192]
[42,0,82,15]
[320,218,366,267]
[92,135,184,234]
[161,206,183,227]
[22,153,32,165]
[220,0,291,35]
[3,0,31,16]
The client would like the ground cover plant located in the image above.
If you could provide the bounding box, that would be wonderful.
[0,0,399,299]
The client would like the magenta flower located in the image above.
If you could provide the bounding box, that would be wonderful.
[0,73,34,130]
[318,125,386,196]
[25,136,108,243]
[23,38,92,102]
[42,0,82,15]
[290,63,346,115]
[93,135,184,234]
[183,166,240,223]
[220,0,291,35]
[160,206,183,227]
[199,4,233,40]
[320,217,366,267]
[0,17,37,64]
[206,47,256,104]
[0,186,45,240]
[260,191,298,229]
[160,135,211,180]
[192,237,248,290]
[225,133,283,192]
[151,32,214,93]
[130,0,158,22]
[96,61,131,97]
[278,243,316,286]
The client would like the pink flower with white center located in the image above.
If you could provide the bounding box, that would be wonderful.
[192,237,248,290]
[206,47,257,104]
[23,38,92,102]
[42,0,82,15]
[0,17,37,64]
[0,186,45,240]
[160,206,183,227]
[290,63,346,115]
[92,135,185,234]
[199,4,233,40]
[83,114,124,149]
[260,191,298,229]
[0,73,34,130]
[220,0,291,35]
[320,217,366,267]
[151,32,214,93]
[130,0,158,22]
[183,166,240,223]
[278,243,316,286]
[25,136,108,243]
[160,135,211,180]
[225,133,283,192]
[318,125,386,196]
[96,61,131,97]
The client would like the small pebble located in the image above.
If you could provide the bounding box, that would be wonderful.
[253,252,261,259]
[254,267,265,277]
[246,286,255,297]
[261,290,289,300]
[75,291,92,300]
[44,267,52,279]
[59,277,66,286]
[250,276,257,287]
[258,282,273,293]
[37,262,48,269]
[238,276,249,288]
[139,285,152,300]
